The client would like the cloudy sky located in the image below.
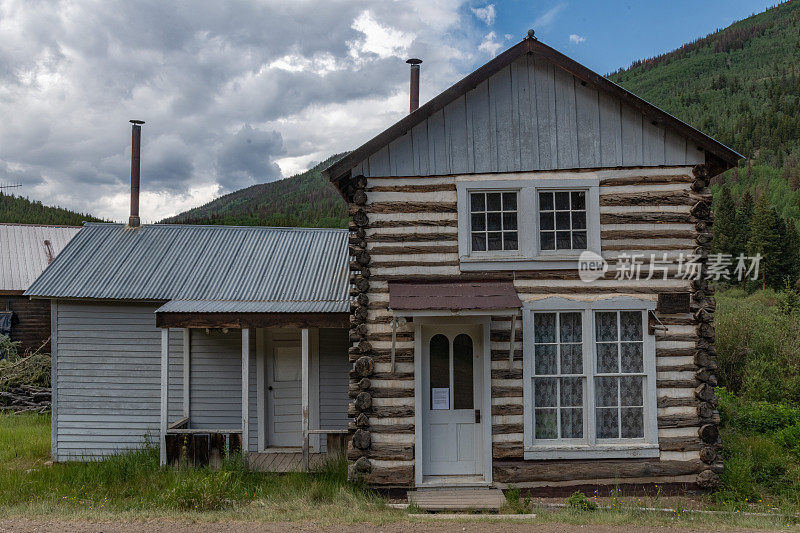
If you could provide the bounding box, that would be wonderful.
[0,0,774,222]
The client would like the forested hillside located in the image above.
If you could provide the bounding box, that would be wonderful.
[0,193,102,225]
[162,154,348,228]
[610,0,800,224]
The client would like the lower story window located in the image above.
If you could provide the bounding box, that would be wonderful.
[523,299,657,459]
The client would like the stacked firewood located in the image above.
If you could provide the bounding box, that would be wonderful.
[690,162,723,489]
[0,385,51,413]
[343,174,375,481]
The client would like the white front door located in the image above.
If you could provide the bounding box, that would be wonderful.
[266,342,302,447]
[421,325,484,477]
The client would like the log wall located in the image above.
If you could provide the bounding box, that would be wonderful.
[343,164,720,490]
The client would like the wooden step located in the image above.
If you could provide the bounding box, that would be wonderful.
[409,487,506,512]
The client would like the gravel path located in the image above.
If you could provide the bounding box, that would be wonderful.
[0,518,782,533]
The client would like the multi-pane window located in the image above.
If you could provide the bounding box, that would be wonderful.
[525,305,653,455]
[532,312,584,440]
[470,191,518,252]
[538,190,587,251]
[594,311,646,439]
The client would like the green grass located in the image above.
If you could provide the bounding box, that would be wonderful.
[0,413,389,523]
[1,414,799,529]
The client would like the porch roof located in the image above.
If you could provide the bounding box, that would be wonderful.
[388,281,521,312]
[154,299,347,314]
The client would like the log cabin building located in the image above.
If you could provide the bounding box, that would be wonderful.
[323,35,741,491]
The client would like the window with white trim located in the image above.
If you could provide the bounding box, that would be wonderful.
[522,297,658,460]
[470,191,518,252]
[456,177,601,270]
[537,190,587,252]
[532,312,584,440]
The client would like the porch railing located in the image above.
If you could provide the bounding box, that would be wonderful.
[165,418,243,468]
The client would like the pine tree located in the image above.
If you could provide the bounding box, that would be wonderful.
[712,186,738,257]
[734,190,754,258]
[747,195,782,289]
[781,219,800,288]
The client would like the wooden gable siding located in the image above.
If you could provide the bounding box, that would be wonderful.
[350,55,704,179]
[348,166,718,489]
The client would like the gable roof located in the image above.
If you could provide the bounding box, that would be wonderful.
[0,223,81,293]
[324,37,741,184]
[26,223,349,313]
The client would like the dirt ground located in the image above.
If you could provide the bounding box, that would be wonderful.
[0,518,786,533]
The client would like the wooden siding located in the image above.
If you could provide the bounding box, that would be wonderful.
[319,328,351,449]
[52,302,185,460]
[188,328,259,451]
[351,55,704,178]
[3,295,51,353]
[53,306,349,459]
[351,166,712,488]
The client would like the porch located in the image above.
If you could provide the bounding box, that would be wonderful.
[156,309,351,471]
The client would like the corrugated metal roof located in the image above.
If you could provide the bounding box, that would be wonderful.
[26,223,350,313]
[388,281,522,311]
[0,224,81,292]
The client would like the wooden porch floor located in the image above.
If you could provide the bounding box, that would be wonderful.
[247,451,328,473]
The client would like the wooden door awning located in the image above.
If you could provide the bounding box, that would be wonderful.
[388,281,521,312]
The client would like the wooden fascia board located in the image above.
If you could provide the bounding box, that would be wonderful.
[155,312,350,330]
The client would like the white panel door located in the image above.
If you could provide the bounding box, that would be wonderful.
[267,343,302,447]
[422,325,484,476]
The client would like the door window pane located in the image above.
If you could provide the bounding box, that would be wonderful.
[453,334,474,410]
[429,334,449,410]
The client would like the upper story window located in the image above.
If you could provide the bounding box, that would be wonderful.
[522,297,658,460]
[538,190,587,252]
[470,191,518,252]
[456,176,600,270]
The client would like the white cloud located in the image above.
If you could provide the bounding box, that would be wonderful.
[0,1,486,222]
[349,10,415,59]
[478,31,502,57]
[569,34,586,44]
[471,4,496,26]
[533,3,567,31]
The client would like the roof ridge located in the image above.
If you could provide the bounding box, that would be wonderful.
[83,222,348,232]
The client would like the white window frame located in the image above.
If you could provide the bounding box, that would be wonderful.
[522,296,658,460]
[456,177,601,271]
[466,189,523,258]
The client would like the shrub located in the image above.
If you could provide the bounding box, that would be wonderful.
[774,424,800,458]
[718,387,800,433]
[566,490,597,511]
[0,335,19,361]
[715,288,800,403]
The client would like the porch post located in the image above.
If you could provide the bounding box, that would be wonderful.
[160,328,168,466]
[242,328,250,458]
[301,327,310,471]
[182,328,190,419]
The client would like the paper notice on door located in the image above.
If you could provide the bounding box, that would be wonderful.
[432,388,450,410]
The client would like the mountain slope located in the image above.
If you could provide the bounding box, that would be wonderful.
[162,154,348,228]
[609,0,800,221]
[0,192,102,225]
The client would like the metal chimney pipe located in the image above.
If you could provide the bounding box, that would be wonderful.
[406,58,422,113]
[128,119,144,227]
